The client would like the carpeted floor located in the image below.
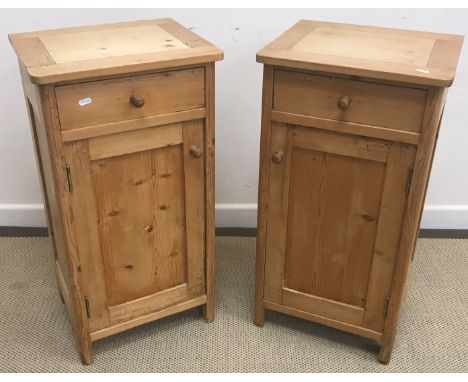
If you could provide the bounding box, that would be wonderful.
[0,235,467,372]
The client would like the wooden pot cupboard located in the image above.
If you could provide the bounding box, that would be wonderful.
[254,20,463,363]
[9,18,223,364]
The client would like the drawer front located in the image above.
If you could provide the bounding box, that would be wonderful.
[56,67,205,131]
[273,70,426,133]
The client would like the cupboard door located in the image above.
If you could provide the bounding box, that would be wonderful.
[63,120,205,331]
[263,123,416,332]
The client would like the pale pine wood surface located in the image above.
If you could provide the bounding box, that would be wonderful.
[88,123,183,161]
[9,18,223,84]
[55,67,205,131]
[12,18,221,364]
[379,88,448,363]
[261,125,416,334]
[257,20,463,86]
[254,21,459,360]
[273,70,426,133]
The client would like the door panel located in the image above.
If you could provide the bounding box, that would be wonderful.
[264,124,415,332]
[284,148,386,307]
[92,145,187,306]
[63,120,205,330]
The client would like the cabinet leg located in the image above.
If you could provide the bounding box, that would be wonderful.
[254,303,265,327]
[378,341,393,365]
[379,315,398,364]
[78,339,94,365]
[202,300,215,323]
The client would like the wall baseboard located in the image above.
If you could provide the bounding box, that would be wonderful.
[1,226,467,239]
[215,203,257,228]
[1,203,467,229]
[0,204,45,227]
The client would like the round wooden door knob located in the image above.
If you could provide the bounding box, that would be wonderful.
[272,150,285,164]
[129,94,145,108]
[189,145,202,158]
[337,95,351,110]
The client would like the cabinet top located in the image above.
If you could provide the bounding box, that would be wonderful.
[9,18,223,85]
[257,20,463,87]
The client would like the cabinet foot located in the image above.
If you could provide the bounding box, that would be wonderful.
[254,306,265,327]
[202,302,214,323]
[378,344,392,365]
[79,342,94,365]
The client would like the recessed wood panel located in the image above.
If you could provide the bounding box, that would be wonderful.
[293,27,435,66]
[92,144,187,306]
[284,147,386,307]
[40,25,189,64]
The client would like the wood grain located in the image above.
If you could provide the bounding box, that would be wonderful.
[92,144,187,306]
[257,19,463,86]
[61,108,205,143]
[63,140,110,332]
[378,88,447,364]
[292,126,390,163]
[108,284,188,324]
[271,111,420,145]
[256,20,461,364]
[262,122,292,304]
[182,120,206,298]
[274,70,426,133]
[9,18,223,84]
[264,300,382,342]
[55,67,204,131]
[254,65,275,326]
[284,136,386,307]
[202,63,216,322]
[88,123,182,160]
[90,295,207,341]
[12,18,220,364]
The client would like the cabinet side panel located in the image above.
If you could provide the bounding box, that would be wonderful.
[20,64,70,296]
[19,66,92,363]
[254,65,275,326]
[202,62,216,322]
[379,87,447,364]
[39,85,93,364]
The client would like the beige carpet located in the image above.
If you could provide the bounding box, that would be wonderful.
[0,235,467,372]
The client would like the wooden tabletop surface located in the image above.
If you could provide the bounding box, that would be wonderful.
[9,18,223,84]
[257,20,463,87]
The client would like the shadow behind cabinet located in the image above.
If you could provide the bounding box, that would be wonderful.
[9,18,223,364]
[254,20,463,363]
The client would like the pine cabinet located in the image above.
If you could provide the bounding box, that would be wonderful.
[10,18,223,364]
[254,20,463,363]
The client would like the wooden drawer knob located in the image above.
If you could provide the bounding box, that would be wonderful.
[272,150,285,164]
[129,94,145,108]
[337,95,351,110]
[189,145,202,158]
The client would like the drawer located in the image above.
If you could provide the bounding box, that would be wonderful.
[273,70,427,133]
[55,67,205,131]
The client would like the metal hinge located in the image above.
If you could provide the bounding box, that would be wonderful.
[405,165,414,195]
[66,164,73,192]
[383,296,390,318]
[84,297,90,318]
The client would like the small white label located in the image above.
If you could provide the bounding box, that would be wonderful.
[78,97,92,106]
[416,68,430,74]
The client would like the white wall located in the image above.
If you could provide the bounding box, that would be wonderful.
[1,8,467,228]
